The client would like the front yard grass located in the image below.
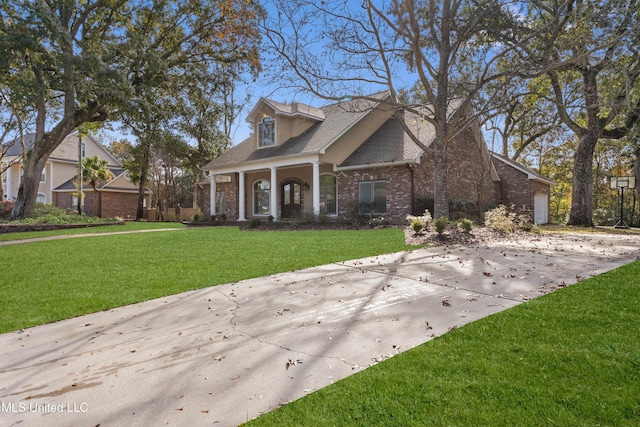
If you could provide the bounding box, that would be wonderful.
[247,260,640,427]
[0,220,185,241]
[0,226,410,334]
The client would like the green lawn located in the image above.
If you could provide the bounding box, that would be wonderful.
[0,220,185,241]
[0,226,410,333]
[247,260,640,426]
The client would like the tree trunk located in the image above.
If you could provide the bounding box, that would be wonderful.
[92,183,99,217]
[10,153,47,220]
[568,132,598,226]
[634,145,640,227]
[135,142,151,220]
[432,136,449,219]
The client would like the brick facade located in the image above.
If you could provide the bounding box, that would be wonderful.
[199,125,547,225]
[337,166,414,223]
[100,192,142,219]
[492,159,535,212]
[54,190,148,219]
[199,180,239,221]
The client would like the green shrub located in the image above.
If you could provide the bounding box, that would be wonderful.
[249,218,261,228]
[458,218,474,232]
[434,217,448,234]
[29,203,67,218]
[0,201,14,220]
[346,200,370,226]
[410,217,424,234]
[449,200,479,221]
[406,209,433,234]
[414,198,434,218]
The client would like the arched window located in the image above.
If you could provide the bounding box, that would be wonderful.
[319,174,337,215]
[36,192,46,204]
[253,180,271,215]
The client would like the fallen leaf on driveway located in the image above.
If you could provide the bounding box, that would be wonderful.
[286,359,303,370]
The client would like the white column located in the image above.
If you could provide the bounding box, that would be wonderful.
[209,174,217,217]
[238,172,246,221]
[270,167,278,220]
[49,162,54,203]
[6,164,12,200]
[312,161,320,216]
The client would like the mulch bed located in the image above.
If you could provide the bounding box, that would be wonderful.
[403,227,535,247]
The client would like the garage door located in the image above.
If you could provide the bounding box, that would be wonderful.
[534,193,549,224]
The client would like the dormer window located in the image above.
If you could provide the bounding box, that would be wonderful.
[258,116,275,147]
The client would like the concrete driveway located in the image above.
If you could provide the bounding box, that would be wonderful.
[1,232,639,426]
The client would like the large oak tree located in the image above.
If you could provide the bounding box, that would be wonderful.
[0,0,262,220]
[523,0,640,226]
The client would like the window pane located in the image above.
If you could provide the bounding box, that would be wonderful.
[320,175,337,215]
[258,117,275,147]
[373,181,386,214]
[358,182,373,204]
[215,191,225,213]
[293,183,300,204]
[358,181,386,214]
[254,181,270,215]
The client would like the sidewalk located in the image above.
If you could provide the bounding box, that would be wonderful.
[1,232,639,426]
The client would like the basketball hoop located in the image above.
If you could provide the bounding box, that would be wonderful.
[609,176,636,229]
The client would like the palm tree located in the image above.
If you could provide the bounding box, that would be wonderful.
[80,156,114,216]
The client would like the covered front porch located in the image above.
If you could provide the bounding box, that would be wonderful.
[208,159,337,221]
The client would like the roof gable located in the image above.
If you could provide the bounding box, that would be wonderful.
[491,152,555,185]
[204,92,395,171]
[2,132,120,166]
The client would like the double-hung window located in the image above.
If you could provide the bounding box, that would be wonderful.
[358,180,386,214]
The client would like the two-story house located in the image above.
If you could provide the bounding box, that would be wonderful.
[1,132,150,218]
[202,92,553,224]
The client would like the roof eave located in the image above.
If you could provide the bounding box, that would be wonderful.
[334,159,417,172]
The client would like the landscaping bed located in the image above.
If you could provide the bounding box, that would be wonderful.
[0,220,125,234]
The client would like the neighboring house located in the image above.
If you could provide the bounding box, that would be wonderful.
[202,92,553,224]
[1,132,150,218]
[490,152,555,225]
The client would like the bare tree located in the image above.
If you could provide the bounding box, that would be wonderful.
[263,0,541,218]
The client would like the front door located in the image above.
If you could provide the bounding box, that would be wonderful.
[281,181,302,218]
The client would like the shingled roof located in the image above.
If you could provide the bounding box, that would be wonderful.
[204,92,393,169]
[490,151,555,185]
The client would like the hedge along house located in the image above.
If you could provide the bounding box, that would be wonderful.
[201,92,552,224]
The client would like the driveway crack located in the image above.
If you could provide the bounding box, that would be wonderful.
[215,288,359,369]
